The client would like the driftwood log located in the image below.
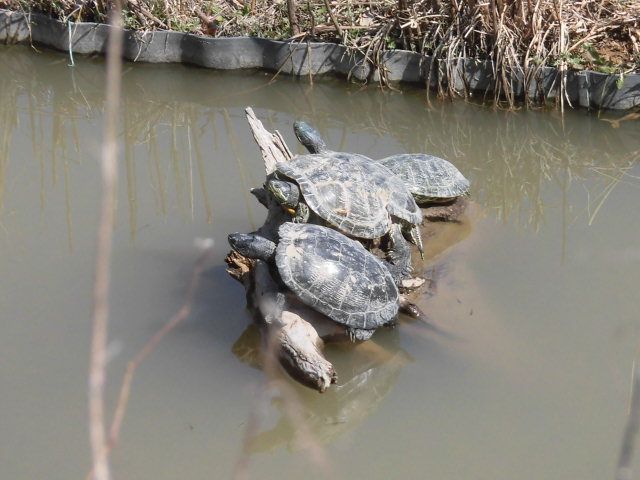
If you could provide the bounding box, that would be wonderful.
[226,107,339,392]
[226,108,468,393]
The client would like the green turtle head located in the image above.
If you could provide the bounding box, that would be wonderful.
[293,121,327,154]
[266,179,300,209]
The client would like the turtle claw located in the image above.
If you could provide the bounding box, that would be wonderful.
[400,276,426,292]
[408,224,424,259]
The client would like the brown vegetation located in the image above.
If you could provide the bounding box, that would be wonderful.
[2,0,638,75]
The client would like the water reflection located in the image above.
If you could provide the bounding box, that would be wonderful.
[1,47,637,248]
[225,212,472,458]
[232,324,410,453]
[2,46,640,480]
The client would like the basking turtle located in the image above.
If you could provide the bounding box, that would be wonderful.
[267,160,420,280]
[295,120,470,205]
[377,154,470,204]
[293,121,426,226]
[229,222,400,341]
[265,125,424,278]
[292,121,422,244]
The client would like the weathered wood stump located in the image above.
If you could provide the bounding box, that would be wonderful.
[225,107,340,392]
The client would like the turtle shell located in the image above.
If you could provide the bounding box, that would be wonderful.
[276,222,399,329]
[378,154,470,202]
[275,152,421,238]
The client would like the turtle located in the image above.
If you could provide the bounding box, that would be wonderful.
[264,126,424,279]
[291,121,423,246]
[228,222,400,341]
[267,159,419,281]
[295,120,470,205]
[377,153,470,205]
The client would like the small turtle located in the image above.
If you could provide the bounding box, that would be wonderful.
[229,222,400,341]
[295,120,470,205]
[377,154,470,204]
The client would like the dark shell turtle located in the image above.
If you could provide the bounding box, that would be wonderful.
[228,222,399,341]
[265,122,425,279]
[377,154,470,204]
[292,121,422,230]
[295,120,469,205]
[273,152,422,239]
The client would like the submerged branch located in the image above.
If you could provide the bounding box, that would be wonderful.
[616,360,640,480]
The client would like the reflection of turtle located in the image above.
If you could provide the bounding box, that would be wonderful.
[228,222,399,341]
[241,339,410,453]
[377,153,470,204]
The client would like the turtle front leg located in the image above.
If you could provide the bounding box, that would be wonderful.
[404,223,424,260]
[385,223,413,284]
[346,327,375,342]
[293,202,311,223]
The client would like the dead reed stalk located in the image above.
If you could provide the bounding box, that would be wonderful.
[615,360,640,480]
[88,2,123,480]
[83,241,214,480]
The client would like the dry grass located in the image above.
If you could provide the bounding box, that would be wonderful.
[2,0,638,89]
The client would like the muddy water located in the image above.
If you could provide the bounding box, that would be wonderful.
[1,45,639,480]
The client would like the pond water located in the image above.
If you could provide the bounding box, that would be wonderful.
[1,45,639,480]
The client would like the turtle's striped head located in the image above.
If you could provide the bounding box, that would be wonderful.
[266,179,299,210]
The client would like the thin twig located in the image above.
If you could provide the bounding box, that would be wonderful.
[307,39,314,85]
[84,243,215,480]
[108,244,215,446]
[269,37,306,84]
[322,0,343,37]
[616,360,640,480]
[89,3,123,480]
